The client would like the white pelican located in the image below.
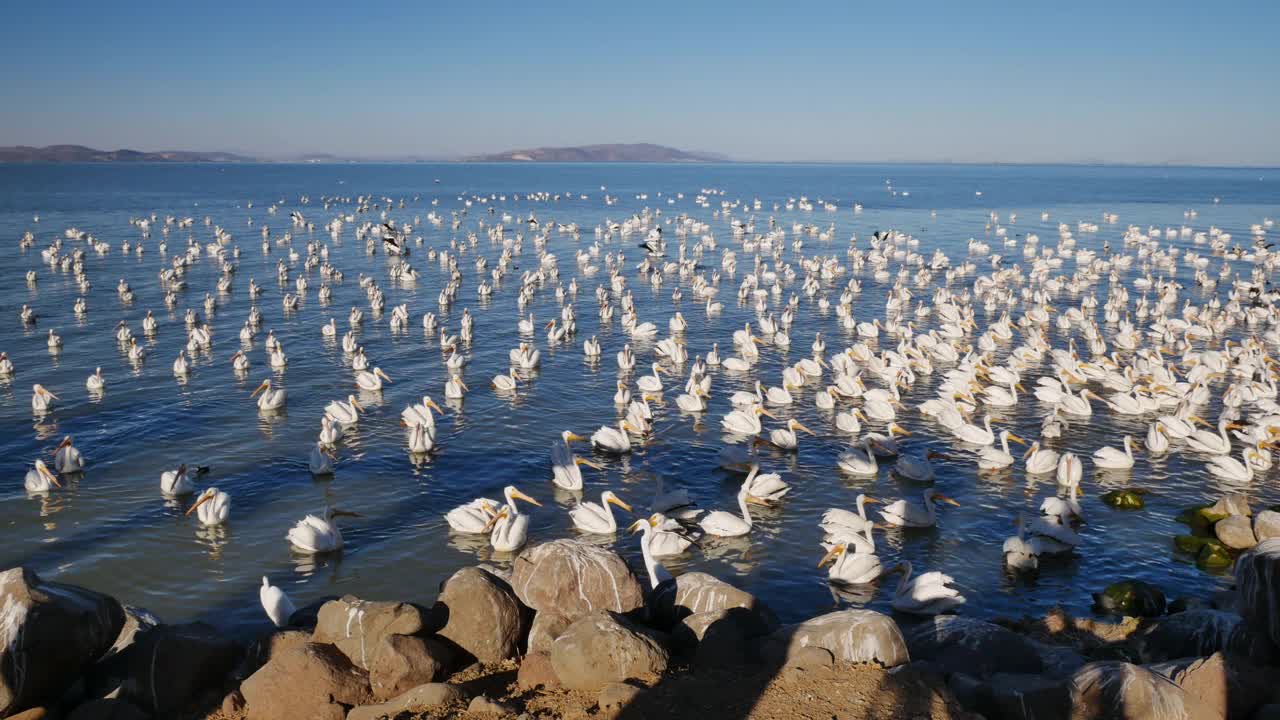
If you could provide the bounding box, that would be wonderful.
[319,418,340,446]
[46,329,62,350]
[676,386,710,412]
[309,443,337,475]
[1093,435,1136,470]
[1028,513,1082,554]
[1207,441,1256,483]
[551,431,602,490]
[260,577,296,628]
[173,351,191,377]
[1023,442,1060,474]
[894,450,944,483]
[401,396,444,429]
[1146,422,1170,454]
[888,561,966,615]
[743,463,790,502]
[287,508,360,554]
[1004,516,1044,572]
[446,497,500,533]
[570,491,633,533]
[652,476,698,519]
[231,351,250,372]
[769,419,816,450]
[698,474,771,537]
[879,489,959,527]
[356,367,392,391]
[820,494,882,538]
[492,367,519,391]
[186,487,230,527]
[978,430,1026,470]
[637,363,666,393]
[252,378,287,410]
[617,344,636,370]
[1057,388,1097,417]
[269,347,288,368]
[584,336,602,357]
[86,367,105,392]
[627,516,674,589]
[1185,418,1239,455]
[835,408,868,434]
[837,438,880,476]
[730,381,765,409]
[721,405,775,435]
[444,374,468,399]
[321,318,337,337]
[0,352,13,376]
[592,421,633,454]
[646,513,697,556]
[325,395,363,426]
[1056,452,1083,488]
[953,414,996,445]
[49,436,84,474]
[24,460,61,493]
[820,533,883,585]
[485,485,542,552]
[160,464,194,496]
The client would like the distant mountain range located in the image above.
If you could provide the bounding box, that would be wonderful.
[0,143,730,164]
[466,143,728,162]
[0,145,255,163]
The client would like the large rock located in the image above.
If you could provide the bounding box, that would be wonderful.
[1254,510,1280,542]
[233,629,310,681]
[527,610,573,655]
[100,622,240,715]
[1208,494,1251,518]
[1138,609,1243,662]
[549,611,669,691]
[516,652,558,689]
[368,634,452,701]
[510,540,644,622]
[312,596,430,670]
[1216,515,1258,550]
[1093,579,1166,617]
[1146,652,1271,720]
[345,683,467,720]
[767,609,909,668]
[905,616,1044,678]
[0,567,126,716]
[240,642,371,720]
[649,572,777,635]
[1235,539,1280,648]
[1067,661,1221,720]
[434,567,527,663]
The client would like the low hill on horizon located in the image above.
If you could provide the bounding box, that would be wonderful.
[466,143,728,162]
[0,145,254,163]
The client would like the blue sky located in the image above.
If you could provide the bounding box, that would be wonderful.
[1,0,1277,164]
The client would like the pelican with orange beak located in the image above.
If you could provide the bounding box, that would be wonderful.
[356,367,392,391]
[52,435,85,473]
[325,395,363,427]
[769,419,817,451]
[31,384,58,413]
[552,431,602,490]
[569,491,634,533]
[252,378,287,410]
[24,459,61,493]
[186,487,230,527]
[484,485,542,552]
[287,508,361,554]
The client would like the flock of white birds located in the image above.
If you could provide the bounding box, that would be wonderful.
[8,183,1280,621]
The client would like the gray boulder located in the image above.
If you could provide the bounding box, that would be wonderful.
[549,611,669,691]
[0,567,126,716]
[1235,539,1280,648]
[1254,510,1280,542]
[434,567,527,663]
[1216,515,1258,550]
[102,622,240,715]
[311,596,430,670]
[368,634,453,701]
[1146,652,1271,720]
[527,610,573,655]
[649,572,777,635]
[1138,609,1242,662]
[766,609,908,668]
[510,540,644,622]
[1067,661,1221,720]
[905,616,1044,678]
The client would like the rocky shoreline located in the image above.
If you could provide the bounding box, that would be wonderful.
[4,537,1280,720]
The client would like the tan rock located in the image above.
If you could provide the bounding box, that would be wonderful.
[510,540,644,622]
[240,642,371,720]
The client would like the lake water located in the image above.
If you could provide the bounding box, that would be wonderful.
[1,162,1277,636]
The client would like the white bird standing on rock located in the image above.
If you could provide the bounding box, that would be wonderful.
[260,577,296,628]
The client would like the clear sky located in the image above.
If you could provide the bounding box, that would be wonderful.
[2,0,1277,164]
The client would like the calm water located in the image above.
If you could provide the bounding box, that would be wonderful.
[1,162,1277,636]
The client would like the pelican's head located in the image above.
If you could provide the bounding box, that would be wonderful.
[32,384,57,399]
[888,422,912,437]
[1006,432,1028,446]
[375,367,392,383]
[754,406,777,419]
[788,419,816,436]
[33,459,60,488]
[602,491,633,513]
[818,543,847,568]
[931,491,961,507]
[504,486,542,507]
[252,378,271,397]
[185,487,221,516]
[55,435,74,453]
[451,375,469,392]
[562,430,586,444]
[626,518,648,535]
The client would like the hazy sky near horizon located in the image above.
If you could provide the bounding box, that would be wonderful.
[2,1,1277,164]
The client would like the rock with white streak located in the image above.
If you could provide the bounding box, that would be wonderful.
[311,596,431,670]
[510,540,644,623]
[765,609,908,668]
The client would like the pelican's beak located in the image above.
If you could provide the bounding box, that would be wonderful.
[55,436,72,453]
[1016,383,1027,393]
[185,492,214,516]
[1189,415,1208,426]
[891,424,912,437]
[352,398,364,412]
[746,495,773,507]
[1008,434,1028,446]
[460,380,470,392]
[817,545,844,568]
[41,464,61,487]
[794,422,816,436]
[627,519,645,535]
[864,495,883,504]
[483,510,509,531]
[1075,486,1085,497]
[427,398,444,414]
[607,496,633,512]
[759,408,777,419]
[511,489,542,507]
[566,432,586,443]
[936,494,961,507]
[575,457,605,470]
[377,368,392,383]
[251,380,269,397]
[1227,422,1245,431]
[47,391,59,400]
[545,321,555,329]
